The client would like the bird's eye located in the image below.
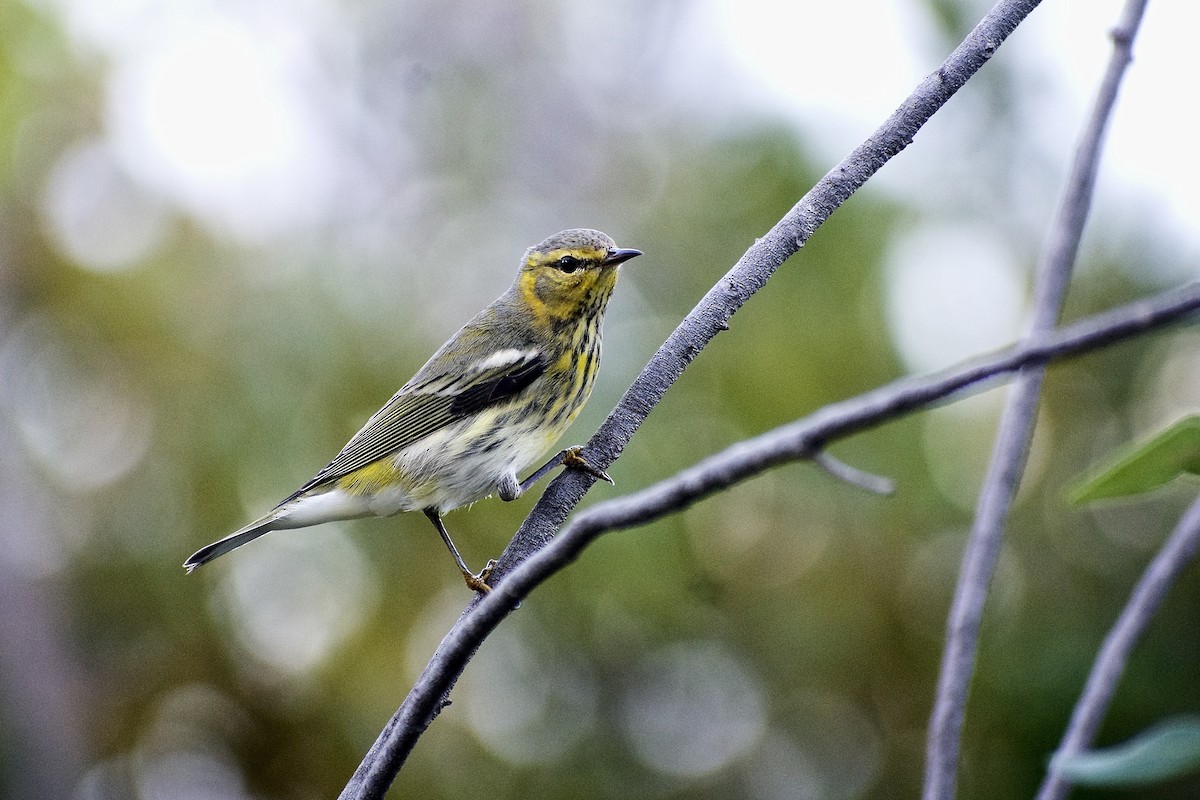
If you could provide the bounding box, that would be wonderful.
[556,255,582,273]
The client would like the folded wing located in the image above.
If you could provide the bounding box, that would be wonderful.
[282,348,547,502]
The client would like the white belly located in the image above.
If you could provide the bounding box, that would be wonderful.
[391,411,557,514]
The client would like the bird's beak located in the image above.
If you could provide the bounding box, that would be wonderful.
[601,248,643,268]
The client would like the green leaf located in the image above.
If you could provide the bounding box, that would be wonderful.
[1070,416,1200,504]
[1050,716,1200,786]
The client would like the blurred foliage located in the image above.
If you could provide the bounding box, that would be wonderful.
[1050,716,1200,787]
[1070,416,1200,503]
[1,1,1198,799]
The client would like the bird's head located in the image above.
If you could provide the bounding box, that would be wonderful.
[517,229,641,324]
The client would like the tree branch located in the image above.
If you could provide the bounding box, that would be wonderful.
[339,1,1044,796]
[922,2,1150,798]
[497,0,1044,571]
[1036,493,1200,800]
[343,274,1200,798]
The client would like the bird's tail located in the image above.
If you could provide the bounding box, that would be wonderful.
[183,515,280,573]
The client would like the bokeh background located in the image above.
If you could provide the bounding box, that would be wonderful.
[2,0,1199,798]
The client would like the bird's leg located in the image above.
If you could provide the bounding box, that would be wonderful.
[507,445,613,501]
[424,509,494,594]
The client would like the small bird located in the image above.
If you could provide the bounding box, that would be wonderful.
[184,229,641,592]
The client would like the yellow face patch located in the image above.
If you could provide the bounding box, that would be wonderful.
[518,246,619,326]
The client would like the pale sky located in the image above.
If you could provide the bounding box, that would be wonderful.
[707,0,1200,243]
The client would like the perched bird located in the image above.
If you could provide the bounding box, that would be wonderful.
[184,229,641,592]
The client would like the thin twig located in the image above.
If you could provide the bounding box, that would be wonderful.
[921,2,1150,798]
[811,450,895,495]
[341,274,1200,798]
[1036,494,1200,800]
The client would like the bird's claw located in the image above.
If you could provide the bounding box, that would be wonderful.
[463,559,497,594]
[562,446,614,485]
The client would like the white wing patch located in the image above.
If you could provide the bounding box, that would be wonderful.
[475,348,540,372]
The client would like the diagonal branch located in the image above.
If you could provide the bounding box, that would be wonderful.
[499,0,1042,572]
[339,1,1044,796]
[922,2,1151,798]
[1036,493,1200,800]
[342,274,1200,799]
[358,283,1198,798]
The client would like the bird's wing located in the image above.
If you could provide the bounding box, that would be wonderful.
[285,348,547,499]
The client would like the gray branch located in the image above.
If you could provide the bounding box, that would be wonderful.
[922,1,1151,798]
[338,1,1044,796]
[491,0,1042,573]
[342,273,1200,798]
[1036,493,1200,800]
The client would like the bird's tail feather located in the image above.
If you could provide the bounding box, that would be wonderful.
[183,516,280,573]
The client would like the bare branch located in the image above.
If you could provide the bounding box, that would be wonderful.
[495,0,1042,574]
[342,272,1200,798]
[343,288,1200,799]
[339,1,1041,795]
[922,2,1151,798]
[1036,494,1200,800]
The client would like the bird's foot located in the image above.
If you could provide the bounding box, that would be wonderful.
[462,559,497,594]
[562,446,614,485]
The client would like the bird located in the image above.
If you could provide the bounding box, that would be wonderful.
[184,228,641,592]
